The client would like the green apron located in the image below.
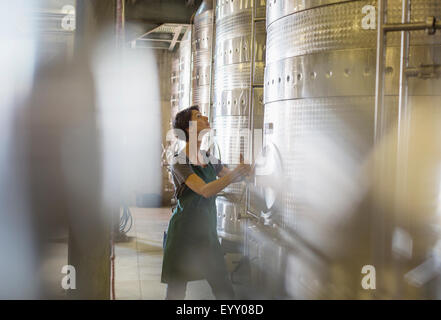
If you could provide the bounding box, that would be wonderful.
[161,162,227,283]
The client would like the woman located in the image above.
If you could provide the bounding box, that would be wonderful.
[161,106,251,300]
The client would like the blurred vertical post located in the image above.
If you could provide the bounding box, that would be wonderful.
[112,0,125,240]
[69,0,118,299]
[0,0,39,299]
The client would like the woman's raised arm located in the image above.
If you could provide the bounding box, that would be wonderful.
[184,164,250,198]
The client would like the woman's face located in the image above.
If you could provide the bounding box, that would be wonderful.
[190,109,210,137]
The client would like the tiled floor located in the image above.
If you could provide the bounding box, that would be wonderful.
[114,207,215,300]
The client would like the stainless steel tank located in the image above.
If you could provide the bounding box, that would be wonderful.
[178,29,192,111]
[216,197,243,242]
[191,0,214,117]
[260,0,441,299]
[170,55,180,121]
[212,0,266,242]
[169,27,192,160]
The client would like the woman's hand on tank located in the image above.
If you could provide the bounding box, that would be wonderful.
[230,166,249,182]
[230,155,252,182]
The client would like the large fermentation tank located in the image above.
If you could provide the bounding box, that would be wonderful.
[212,0,266,242]
[261,0,441,299]
[191,0,213,117]
[169,27,192,155]
[171,28,192,116]
[178,29,192,111]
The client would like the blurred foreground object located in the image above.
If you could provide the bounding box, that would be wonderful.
[370,101,441,299]
[244,0,441,299]
[1,0,160,299]
[0,0,39,299]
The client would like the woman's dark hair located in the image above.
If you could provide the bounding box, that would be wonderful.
[173,105,200,141]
